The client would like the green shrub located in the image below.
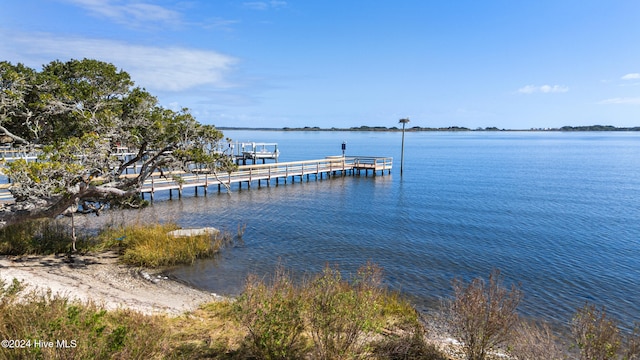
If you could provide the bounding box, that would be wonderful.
[305,263,385,360]
[235,266,307,359]
[572,303,621,360]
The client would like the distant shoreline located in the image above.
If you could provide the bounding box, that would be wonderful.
[218,125,640,132]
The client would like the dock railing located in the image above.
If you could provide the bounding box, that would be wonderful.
[138,156,392,198]
[352,156,393,170]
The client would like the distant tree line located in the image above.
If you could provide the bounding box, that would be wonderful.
[560,125,640,131]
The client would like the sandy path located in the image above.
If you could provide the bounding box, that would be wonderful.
[0,251,219,315]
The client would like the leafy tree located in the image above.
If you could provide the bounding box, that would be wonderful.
[0,59,236,239]
[0,61,35,144]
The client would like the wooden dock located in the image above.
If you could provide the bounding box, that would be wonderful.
[140,156,392,200]
[0,156,393,202]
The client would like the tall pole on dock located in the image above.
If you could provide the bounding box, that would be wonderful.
[399,118,410,175]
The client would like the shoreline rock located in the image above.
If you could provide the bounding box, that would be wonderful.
[167,227,219,238]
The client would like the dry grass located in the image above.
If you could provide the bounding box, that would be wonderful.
[97,222,227,267]
[370,327,450,360]
[166,300,250,359]
[0,218,91,255]
[508,320,566,360]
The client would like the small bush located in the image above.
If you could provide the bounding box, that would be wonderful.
[235,266,307,360]
[572,303,621,360]
[448,269,523,360]
[305,263,384,360]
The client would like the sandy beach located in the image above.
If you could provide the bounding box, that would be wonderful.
[0,251,219,315]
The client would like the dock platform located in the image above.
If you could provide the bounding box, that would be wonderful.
[232,142,280,165]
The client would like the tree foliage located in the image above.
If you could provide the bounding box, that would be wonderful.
[0,58,235,228]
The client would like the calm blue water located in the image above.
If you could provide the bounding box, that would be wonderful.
[106,131,640,327]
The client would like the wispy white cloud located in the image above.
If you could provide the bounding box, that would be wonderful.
[621,73,640,80]
[517,84,569,94]
[243,1,287,10]
[62,0,182,27]
[597,97,640,105]
[1,32,238,92]
[202,18,241,31]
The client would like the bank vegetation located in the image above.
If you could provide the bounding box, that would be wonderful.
[1,219,639,360]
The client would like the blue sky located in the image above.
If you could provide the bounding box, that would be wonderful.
[1,1,639,129]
